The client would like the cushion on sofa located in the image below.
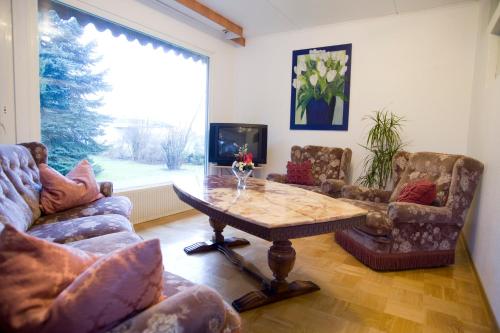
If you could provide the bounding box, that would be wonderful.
[42,239,164,333]
[0,224,98,333]
[286,160,314,185]
[39,161,103,214]
[389,152,459,206]
[28,214,133,244]
[35,196,132,225]
[291,145,345,186]
[397,179,437,205]
[68,231,143,255]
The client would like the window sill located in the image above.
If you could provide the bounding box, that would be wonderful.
[113,181,175,194]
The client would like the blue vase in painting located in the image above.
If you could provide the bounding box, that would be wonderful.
[306,98,336,125]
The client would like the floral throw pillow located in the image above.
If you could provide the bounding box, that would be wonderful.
[286,160,315,186]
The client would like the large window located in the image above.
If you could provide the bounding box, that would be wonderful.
[38,0,208,190]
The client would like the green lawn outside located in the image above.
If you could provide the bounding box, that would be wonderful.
[92,155,204,190]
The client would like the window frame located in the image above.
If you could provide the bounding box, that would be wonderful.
[15,0,213,192]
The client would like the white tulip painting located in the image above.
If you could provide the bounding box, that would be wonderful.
[309,74,318,86]
[316,61,327,77]
[290,44,352,131]
[326,70,337,83]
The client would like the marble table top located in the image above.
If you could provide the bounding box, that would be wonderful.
[173,176,367,229]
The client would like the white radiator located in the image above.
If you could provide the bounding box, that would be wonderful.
[116,184,191,224]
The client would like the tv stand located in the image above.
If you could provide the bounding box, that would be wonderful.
[209,163,265,178]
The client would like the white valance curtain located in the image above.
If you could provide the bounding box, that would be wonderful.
[38,0,208,63]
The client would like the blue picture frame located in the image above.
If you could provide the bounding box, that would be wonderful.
[289,43,352,131]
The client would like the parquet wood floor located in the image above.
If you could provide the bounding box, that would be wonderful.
[135,210,498,333]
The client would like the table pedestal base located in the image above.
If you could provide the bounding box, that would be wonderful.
[184,219,250,254]
[184,218,320,312]
[183,237,250,254]
[232,280,320,312]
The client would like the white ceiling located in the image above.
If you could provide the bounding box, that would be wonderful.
[192,0,473,37]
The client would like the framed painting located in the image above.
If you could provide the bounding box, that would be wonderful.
[290,43,352,131]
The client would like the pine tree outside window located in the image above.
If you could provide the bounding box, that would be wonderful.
[38,0,208,190]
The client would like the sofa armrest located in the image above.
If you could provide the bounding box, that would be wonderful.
[19,142,48,165]
[388,202,453,225]
[267,173,287,183]
[341,185,392,203]
[108,285,241,333]
[320,179,345,196]
[99,181,114,197]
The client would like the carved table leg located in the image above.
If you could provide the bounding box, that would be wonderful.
[184,218,250,254]
[232,240,320,312]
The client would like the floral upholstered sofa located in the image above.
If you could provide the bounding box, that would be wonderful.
[335,151,484,271]
[0,143,241,332]
[267,145,352,198]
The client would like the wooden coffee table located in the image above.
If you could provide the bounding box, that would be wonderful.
[173,176,366,312]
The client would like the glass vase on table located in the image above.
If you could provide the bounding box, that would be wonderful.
[231,162,253,190]
[232,144,255,190]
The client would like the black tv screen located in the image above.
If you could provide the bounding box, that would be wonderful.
[209,123,268,166]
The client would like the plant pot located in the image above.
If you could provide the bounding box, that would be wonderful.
[306,98,335,125]
[232,162,253,190]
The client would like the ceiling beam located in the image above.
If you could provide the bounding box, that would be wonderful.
[174,0,245,46]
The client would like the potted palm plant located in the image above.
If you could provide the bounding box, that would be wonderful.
[292,49,349,125]
[358,110,406,189]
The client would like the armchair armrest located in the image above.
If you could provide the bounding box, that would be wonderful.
[320,179,345,196]
[341,185,392,203]
[388,202,453,225]
[98,181,114,197]
[108,285,241,333]
[267,173,287,183]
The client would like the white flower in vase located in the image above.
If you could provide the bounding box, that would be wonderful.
[294,65,301,75]
[326,70,337,83]
[309,74,318,87]
[317,60,327,77]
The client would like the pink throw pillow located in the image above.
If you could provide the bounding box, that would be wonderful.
[42,238,164,333]
[0,224,99,332]
[0,225,164,333]
[39,160,104,214]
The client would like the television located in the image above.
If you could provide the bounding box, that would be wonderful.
[209,123,268,166]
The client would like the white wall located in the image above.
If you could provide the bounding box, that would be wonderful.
[0,0,16,144]
[231,3,479,182]
[465,0,500,322]
[11,0,239,143]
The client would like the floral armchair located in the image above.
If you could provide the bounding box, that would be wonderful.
[336,151,484,271]
[267,145,352,198]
